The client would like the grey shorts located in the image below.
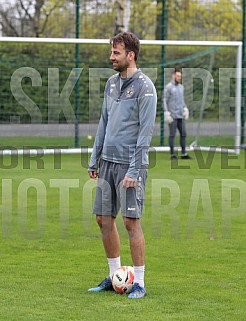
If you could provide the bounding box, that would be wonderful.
[93,159,148,218]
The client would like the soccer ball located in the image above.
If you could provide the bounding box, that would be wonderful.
[112,266,134,294]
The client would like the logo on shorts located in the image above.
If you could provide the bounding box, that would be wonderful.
[127,207,136,211]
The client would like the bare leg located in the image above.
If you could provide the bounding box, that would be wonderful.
[123,217,145,266]
[96,215,120,258]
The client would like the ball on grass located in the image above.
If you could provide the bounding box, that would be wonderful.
[112,266,134,294]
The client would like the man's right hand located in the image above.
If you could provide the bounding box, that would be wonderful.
[164,111,173,124]
[88,171,98,179]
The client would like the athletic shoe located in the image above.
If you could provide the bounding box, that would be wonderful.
[88,277,114,292]
[181,154,192,160]
[170,154,178,160]
[128,283,146,299]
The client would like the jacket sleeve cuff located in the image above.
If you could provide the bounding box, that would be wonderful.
[125,168,140,180]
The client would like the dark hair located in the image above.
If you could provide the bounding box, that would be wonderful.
[110,32,140,61]
[172,68,182,74]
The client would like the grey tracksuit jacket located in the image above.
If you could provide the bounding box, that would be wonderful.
[88,69,157,179]
[163,81,186,119]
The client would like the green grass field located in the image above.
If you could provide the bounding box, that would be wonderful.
[1,150,246,321]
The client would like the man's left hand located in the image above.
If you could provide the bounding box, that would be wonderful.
[123,176,137,188]
[183,107,189,120]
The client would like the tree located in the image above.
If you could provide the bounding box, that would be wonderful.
[79,0,115,38]
[115,0,131,34]
[0,0,66,37]
[166,0,241,41]
[130,0,158,39]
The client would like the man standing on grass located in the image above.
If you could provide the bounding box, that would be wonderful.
[87,32,157,299]
[163,68,192,160]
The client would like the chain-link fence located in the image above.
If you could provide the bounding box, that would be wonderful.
[0,0,244,147]
[0,1,242,40]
